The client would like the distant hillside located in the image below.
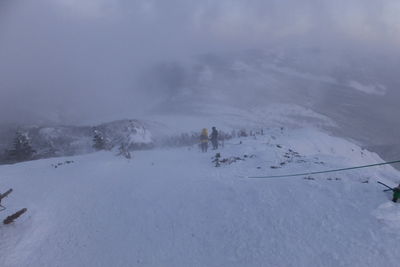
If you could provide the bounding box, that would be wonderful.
[0,120,154,164]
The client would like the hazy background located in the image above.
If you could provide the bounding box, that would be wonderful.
[1,0,400,127]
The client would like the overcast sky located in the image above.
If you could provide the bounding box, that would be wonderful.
[1,0,400,125]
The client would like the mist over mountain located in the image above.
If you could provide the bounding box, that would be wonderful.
[1,0,400,159]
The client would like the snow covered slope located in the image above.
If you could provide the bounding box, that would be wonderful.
[1,127,400,267]
[144,49,400,160]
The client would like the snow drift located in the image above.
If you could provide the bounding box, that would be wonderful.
[1,125,400,267]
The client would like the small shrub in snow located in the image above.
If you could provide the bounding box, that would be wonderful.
[238,129,248,137]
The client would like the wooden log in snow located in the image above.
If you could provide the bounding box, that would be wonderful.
[3,208,27,225]
[0,189,13,202]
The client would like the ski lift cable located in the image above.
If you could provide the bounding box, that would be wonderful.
[247,160,400,179]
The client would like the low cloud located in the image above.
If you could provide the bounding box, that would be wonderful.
[0,0,399,125]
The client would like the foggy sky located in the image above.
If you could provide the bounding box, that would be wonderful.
[1,0,400,125]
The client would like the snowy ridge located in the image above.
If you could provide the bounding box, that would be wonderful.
[1,126,400,266]
[145,103,335,135]
[259,62,387,96]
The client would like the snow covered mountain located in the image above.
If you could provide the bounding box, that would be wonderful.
[2,48,399,163]
[1,125,400,266]
[142,48,400,160]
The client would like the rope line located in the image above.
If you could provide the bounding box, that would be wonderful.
[248,160,400,179]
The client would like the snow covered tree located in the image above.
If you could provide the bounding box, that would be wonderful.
[6,132,36,162]
[93,129,107,151]
[117,143,132,159]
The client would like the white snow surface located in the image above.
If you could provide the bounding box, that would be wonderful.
[1,127,400,267]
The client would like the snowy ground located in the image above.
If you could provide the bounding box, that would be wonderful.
[1,127,400,267]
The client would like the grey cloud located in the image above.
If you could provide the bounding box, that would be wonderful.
[0,0,399,125]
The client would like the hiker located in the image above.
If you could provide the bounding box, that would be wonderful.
[210,126,219,150]
[200,128,209,152]
[392,184,400,203]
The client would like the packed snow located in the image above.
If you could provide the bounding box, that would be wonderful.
[1,126,400,267]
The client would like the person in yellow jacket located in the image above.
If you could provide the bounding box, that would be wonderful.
[200,128,209,152]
